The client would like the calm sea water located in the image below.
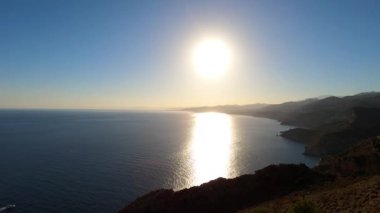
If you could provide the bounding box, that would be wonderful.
[0,110,318,212]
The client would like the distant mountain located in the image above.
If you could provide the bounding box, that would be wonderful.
[280,106,380,155]
[182,103,268,115]
[254,92,380,128]
[254,92,380,156]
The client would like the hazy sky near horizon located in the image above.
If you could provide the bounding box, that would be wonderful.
[1,0,380,109]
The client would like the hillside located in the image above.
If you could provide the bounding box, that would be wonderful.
[119,164,329,213]
[280,106,380,156]
[254,92,380,128]
[240,174,380,213]
[242,136,380,213]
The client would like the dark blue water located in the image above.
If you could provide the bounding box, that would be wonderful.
[0,110,318,212]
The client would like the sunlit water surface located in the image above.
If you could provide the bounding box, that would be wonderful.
[190,113,233,186]
[0,110,318,212]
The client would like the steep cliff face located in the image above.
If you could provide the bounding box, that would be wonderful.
[119,164,328,213]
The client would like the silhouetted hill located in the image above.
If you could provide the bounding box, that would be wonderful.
[119,164,328,213]
[254,92,380,128]
[184,92,380,129]
[252,98,320,124]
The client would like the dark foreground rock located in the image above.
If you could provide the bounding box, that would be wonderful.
[119,164,329,213]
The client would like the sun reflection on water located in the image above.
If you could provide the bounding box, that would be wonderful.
[190,112,234,186]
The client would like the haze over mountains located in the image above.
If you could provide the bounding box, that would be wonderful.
[184,92,380,156]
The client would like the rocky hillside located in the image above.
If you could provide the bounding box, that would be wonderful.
[281,107,380,156]
[254,92,380,155]
[241,136,380,213]
[315,136,380,177]
[240,174,380,213]
[254,92,380,128]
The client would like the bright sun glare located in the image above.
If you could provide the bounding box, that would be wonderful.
[192,38,232,78]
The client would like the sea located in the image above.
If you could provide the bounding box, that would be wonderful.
[0,110,318,212]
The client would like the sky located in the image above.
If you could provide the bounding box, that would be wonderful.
[1,0,380,109]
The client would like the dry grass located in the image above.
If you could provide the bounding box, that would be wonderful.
[240,175,380,213]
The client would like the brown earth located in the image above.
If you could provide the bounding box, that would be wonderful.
[240,175,380,213]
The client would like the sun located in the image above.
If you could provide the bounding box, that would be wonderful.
[192,38,232,78]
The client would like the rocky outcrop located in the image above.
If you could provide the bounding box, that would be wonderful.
[119,164,329,213]
[315,136,380,177]
[280,107,380,156]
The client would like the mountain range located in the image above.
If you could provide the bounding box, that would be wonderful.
[184,92,380,156]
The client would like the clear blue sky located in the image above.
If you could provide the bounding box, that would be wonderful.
[1,0,379,109]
